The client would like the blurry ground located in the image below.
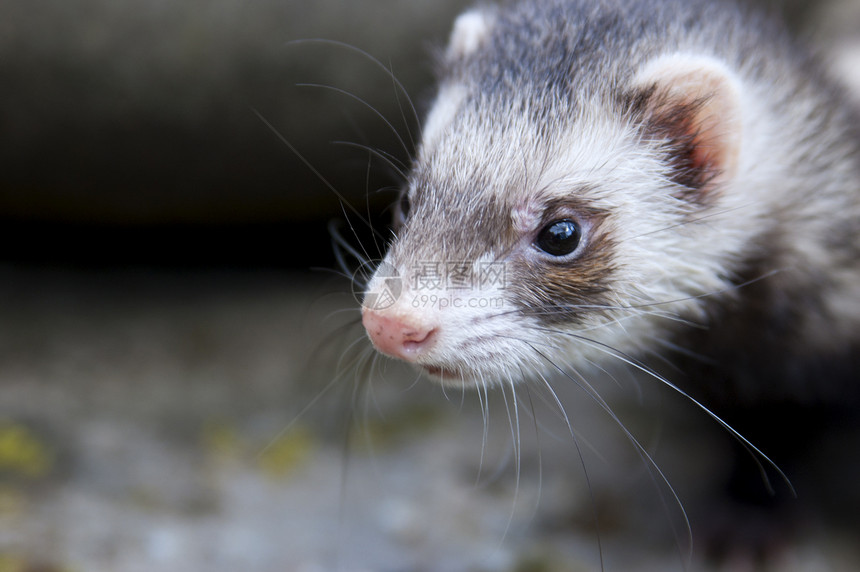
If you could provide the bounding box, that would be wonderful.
[2,268,859,572]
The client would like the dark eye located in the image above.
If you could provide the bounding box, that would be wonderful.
[536,219,582,256]
[394,190,411,228]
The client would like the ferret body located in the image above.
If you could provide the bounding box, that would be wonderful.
[359,0,860,544]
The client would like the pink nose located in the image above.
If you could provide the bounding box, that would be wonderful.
[362,309,437,362]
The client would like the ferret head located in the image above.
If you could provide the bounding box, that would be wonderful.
[361,3,756,387]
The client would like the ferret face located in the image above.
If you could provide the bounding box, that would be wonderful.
[361,6,752,387]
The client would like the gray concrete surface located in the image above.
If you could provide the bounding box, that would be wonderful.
[1,268,858,571]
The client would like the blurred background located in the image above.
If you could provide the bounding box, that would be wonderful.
[1,0,859,571]
[0,0,472,269]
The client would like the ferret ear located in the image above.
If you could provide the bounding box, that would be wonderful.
[446,8,496,60]
[632,54,743,200]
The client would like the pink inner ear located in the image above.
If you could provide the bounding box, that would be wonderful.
[686,89,740,182]
[634,56,742,199]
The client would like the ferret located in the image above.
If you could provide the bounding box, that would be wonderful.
[358,0,860,554]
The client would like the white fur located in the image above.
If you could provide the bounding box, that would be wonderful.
[421,83,468,149]
[446,9,495,60]
[832,40,860,105]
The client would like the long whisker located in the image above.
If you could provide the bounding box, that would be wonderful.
[490,329,691,564]
[334,345,383,570]
[329,219,373,281]
[520,367,610,463]
[530,349,690,569]
[251,108,386,242]
[332,140,409,180]
[257,335,369,459]
[284,39,423,137]
[333,153,387,271]
[541,328,795,498]
[307,314,363,367]
[337,206,377,277]
[296,83,414,160]
[498,377,522,544]
[531,367,606,572]
[627,204,749,240]
[386,57,418,153]
[473,267,785,329]
[364,154,386,260]
[475,375,491,487]
[520,386,544,525]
